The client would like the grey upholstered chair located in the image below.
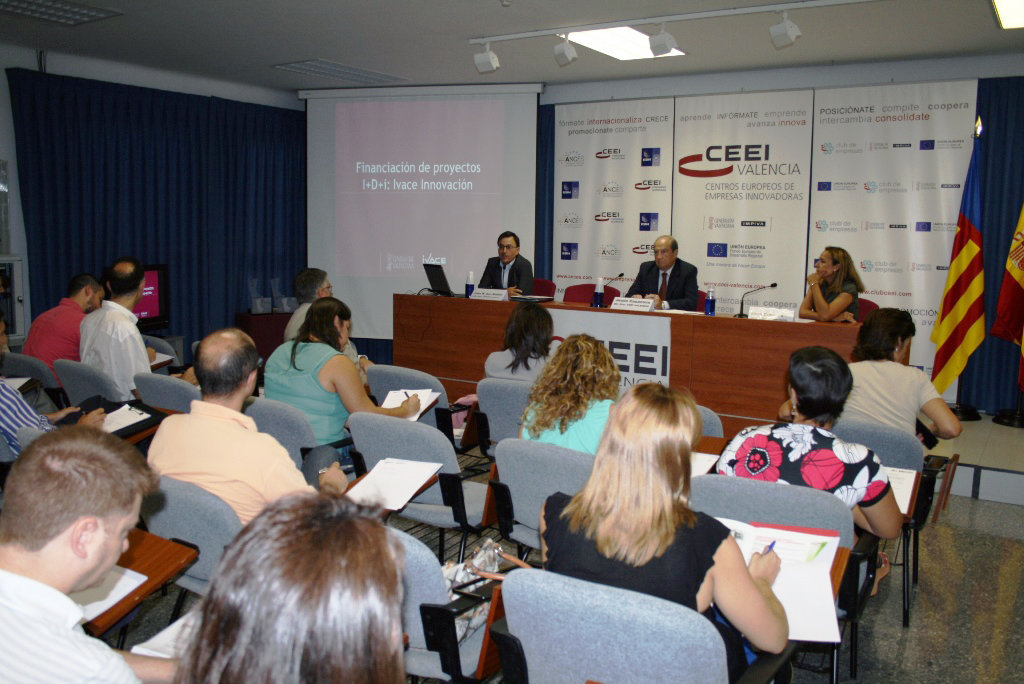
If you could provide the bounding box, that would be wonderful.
[394,529,493,682]
[493,568,729,684]
[475,377,532,458]
[697,404,724,438]
[690,474,860,681]
[140,476,242,616]
[348,412,488,562]
[1,352,66,407]
[53,359,123,405]
[242,397,347,484]
[142,335,179,375]
[14,426,46,452]
[133,373,200,413]
[366,364,475,454]
[491,438,595,557]
[832,417,925,630]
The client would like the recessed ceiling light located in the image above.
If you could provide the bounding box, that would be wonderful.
[566,27,685,61]
[274,59,406,86]
[992,0,1024,28]
[0,0,120,26]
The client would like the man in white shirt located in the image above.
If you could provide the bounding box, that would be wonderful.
[0,427,174,682]
[284,268,372,383]
[79,257,154,401]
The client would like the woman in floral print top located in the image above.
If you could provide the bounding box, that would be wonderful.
[717,346,903,540]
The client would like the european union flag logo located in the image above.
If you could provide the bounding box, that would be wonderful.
[561,243,579,260]
[915,222,932,232]
[641,148,660,167]
[561,181,579,199]
[919,140,935,150]
[707,243,728,257]
[639,213,657,231]
[817,181,832,191]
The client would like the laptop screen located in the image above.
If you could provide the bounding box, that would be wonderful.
[423,263,455,296]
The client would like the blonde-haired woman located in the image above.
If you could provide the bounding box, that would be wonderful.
[521,334,619,454]
[799,245,865,322]
[541,383,788,681]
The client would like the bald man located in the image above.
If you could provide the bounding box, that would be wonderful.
[625,235,699,311]
[147,328,348,525]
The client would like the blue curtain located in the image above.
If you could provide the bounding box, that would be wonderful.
[534,104,555,279]
[960,76,1024,413]
[7,68,306,361]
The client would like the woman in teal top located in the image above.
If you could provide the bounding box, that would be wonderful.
[521,334,620,454]
[265,298,418,445]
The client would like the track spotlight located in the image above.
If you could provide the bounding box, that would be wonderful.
[554,36,578,66]
[474,43,500,73]
[648,23,678,57]
[769,11,801,49]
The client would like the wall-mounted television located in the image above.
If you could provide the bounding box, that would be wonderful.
[134,264,170,331]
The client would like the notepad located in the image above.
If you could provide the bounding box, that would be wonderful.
[130,611,200,659]
[691,452,719,476]
[716,518,841,643]
[885,466,918,516]
[70,565,147,621]
[380,389,440,421]
[102,404,151,433]
[345,458,442,511]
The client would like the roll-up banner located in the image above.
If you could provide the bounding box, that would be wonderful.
[553,100,675,299]
[673,90,814,316]
[810,81,977,376]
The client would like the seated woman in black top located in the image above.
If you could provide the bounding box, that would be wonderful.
[799,245,864,322]
[541,383,788,681]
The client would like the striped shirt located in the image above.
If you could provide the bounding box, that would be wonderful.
[0,381,54,455]
[0,568,139,683]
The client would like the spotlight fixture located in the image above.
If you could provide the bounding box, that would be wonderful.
[474,43,500,73]
[554,36,578,66]
[648,23,678,57]
[769,11,802,49]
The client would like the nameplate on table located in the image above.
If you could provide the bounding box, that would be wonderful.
[609,297,655,312]
[748,306,796,321]
[470,288,508,301]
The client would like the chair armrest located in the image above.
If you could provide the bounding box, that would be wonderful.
[420,591,489,681]
[737,641,797,684]
[476,412,492,459]
[489,480,516,539]
[348,448,368,477]
[436,404,479,453]
[438,473,471,528]
[489,617,528,684]
[839,532,879,617]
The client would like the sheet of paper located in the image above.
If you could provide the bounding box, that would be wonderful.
[151,352,174,365]
[102,404,150,433]
[381,389,440,422]
[1,377,31,391]
[717,518,841,643]
[691,452,719,476]
[70,565,147,621]
[345,458,442,510]
[130,610,200,659]
[885,466,918,515]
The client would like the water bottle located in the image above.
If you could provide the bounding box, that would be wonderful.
[592,277,604,308]
[465,271,474,298]
[704,287,716,316]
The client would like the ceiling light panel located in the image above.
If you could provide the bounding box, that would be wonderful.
[992,0,1024,28]
[0,0,121,25]
[566,27,684,61]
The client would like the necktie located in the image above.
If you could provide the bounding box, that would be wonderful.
[502,264,509,288]
[659,272,668,301]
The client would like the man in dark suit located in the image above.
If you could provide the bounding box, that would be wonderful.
[478,231,534,296]
[625,235,699,311]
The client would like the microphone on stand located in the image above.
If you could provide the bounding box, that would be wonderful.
[736,282,777,318]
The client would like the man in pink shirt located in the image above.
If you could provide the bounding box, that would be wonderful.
[23,274,104,373]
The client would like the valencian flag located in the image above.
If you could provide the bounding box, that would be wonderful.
[930,119,985,394]
[990,203,1024,391]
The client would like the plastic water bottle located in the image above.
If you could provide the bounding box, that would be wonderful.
[592,277,604,308]
[704,287,716,316]
[465,271,474,298]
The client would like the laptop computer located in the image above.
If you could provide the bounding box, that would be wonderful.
[423,263,463,297]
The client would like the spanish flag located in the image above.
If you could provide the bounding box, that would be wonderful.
[931,122,985,394]
[991,204,1024,391]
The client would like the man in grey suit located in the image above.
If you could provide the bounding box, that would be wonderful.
[625,235,699,311]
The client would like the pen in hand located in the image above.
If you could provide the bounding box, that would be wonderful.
[766,540,777,554]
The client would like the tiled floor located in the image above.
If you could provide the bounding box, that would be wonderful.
[929,414,1024,505]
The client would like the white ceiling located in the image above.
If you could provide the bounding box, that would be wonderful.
[1,0,1022,94]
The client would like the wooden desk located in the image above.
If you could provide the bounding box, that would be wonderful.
[84,528,197,637]
[392,295,857,434]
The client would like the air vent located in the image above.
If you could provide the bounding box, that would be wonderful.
[274,59,406,86]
